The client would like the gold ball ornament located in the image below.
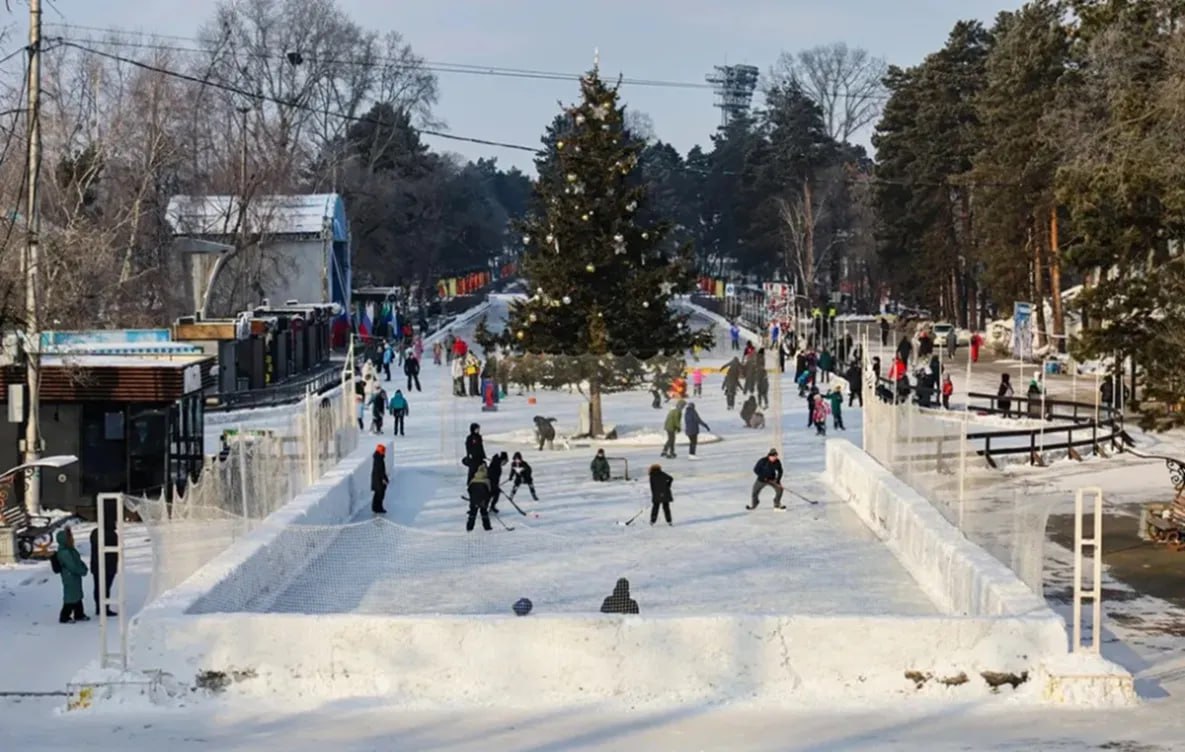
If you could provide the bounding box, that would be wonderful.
[516,330,525,340]
[642,301,650,308]
[557,141,565,150]
[581,214,590,221]
[585,263,595,272]
[562,295,572,305]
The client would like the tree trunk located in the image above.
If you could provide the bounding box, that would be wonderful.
[1048,207,1066,354]
[588,378,604,437]
[1032,218,1049,353]
[803,179,815,297]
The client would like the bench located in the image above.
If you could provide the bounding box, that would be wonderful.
[1,504,73,560]
[1134,452,1185,548]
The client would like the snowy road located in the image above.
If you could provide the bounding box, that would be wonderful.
[220,297,936,617]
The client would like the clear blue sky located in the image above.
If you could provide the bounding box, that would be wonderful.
[47,0,1024,173]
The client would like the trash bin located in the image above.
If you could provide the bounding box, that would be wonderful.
[1027,394,1043,419]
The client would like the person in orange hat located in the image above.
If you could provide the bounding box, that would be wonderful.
[371,443,389,514]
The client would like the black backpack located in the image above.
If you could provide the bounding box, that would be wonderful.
[50,552,61,574]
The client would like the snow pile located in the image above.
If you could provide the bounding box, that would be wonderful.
[825,439,1058,618]
[109,612,1075,709]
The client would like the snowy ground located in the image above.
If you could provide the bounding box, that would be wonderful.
[7,298,1185,748]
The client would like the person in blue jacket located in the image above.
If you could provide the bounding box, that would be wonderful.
[54,529,89,623]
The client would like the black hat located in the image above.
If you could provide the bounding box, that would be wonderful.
[768,448,778,456]
[470,423,480,432]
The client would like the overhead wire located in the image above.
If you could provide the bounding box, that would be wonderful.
[52,39,542,153]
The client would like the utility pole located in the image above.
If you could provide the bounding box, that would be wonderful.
[22,0,43,515]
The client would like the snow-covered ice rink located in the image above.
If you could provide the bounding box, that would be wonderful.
[210,298,935,618]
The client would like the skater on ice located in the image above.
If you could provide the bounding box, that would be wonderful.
[371,443,389,514]
[590,448,611,481]
[661,399,684,459]
[466,460,494,532]
[648,463,674,526]
[722,357,741,410]
[388,389,409,436]
[747,448,784,510]
[464,423,486,482]
[811,393,830,436]
[691,366,704,396]
[600,578,640,614]
[683,402,710,459]
[509,451,539,501]
[534,415,557,451]
[488,451,508,514]
[370,385,387,434]
[451,353,465,396]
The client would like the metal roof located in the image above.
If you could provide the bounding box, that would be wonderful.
[166,193,349,242]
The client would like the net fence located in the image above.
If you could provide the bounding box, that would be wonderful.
[861,356,1056,597]
[130,381,360,602]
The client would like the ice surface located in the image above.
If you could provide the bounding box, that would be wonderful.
[250,298,935,617]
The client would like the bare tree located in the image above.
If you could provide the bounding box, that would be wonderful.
[776,175,844,298]
[770,43,887,144]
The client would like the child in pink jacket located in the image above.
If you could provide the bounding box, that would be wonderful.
[691,367,705,397]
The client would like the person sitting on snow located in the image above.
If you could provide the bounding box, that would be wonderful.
[590,449,611,482]
[600,578,639,614]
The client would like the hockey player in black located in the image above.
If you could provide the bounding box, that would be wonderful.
[463,422,486,482]
[466,461,494,532]
[487,451,508,514]
[508,451,538,501]
[747,448,784,510]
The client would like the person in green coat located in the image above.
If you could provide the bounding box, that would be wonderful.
[661,400,685,459]
[590,448,611,481]
[54,529,89,623]
[826,385,846,431]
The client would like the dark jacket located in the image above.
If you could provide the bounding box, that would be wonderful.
[591,454,611,480]
[649,468,673,503]
[371,451,388,491]
[846,363,862,391]
[54,530,87,603]
[740,396,757,424]
[468,464,491,503]
[488,454,505,490]
[465,431,486,463]
[683,404,710,437]
[404,355,420,376]
[600,578,640,614]
[753,457,783,484]
[88,527,118,579]
[510,457,533,485]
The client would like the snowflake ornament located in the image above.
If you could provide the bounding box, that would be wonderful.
[659,281,676,296]
[626,200,638,212]
[575,114,586,125]
[567,173,577,183]
[590,102,610,120]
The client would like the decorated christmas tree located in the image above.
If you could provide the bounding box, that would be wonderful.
[495,65,712,436]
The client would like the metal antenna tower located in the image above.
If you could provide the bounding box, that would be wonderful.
[705,64,759,128]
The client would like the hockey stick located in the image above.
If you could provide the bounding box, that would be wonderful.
[500,488,531,517]
[617,506,647,526]
[492,512,515,531]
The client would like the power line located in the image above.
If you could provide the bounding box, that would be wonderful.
[53,40,542,154]
[47,25,717,91]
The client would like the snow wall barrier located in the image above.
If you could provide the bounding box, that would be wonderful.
[824,438,1135,706]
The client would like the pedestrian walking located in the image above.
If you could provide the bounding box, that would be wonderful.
[942,374,954,409]
[382,342,393,381]
[88,500,118,617]
[388,389,409,436]
[997,373,1014,418]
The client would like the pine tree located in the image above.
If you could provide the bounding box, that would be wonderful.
[499,67,712,436]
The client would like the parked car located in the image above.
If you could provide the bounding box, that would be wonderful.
[931,322,955,347]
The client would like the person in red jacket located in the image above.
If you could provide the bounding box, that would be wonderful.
[970,332,983,363]
[942,374,954,409]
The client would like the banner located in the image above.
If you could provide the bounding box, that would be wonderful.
[1012,301,1033,360]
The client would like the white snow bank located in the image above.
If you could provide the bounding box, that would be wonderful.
[108,611,1080,710]
[129,439,388,626]
[825,439,1057,618]
[823,440,1136,706]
